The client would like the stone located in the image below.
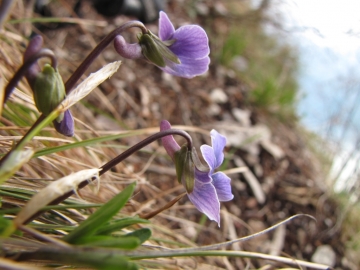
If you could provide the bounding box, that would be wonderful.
[311,245,336,267]
[232,108,251,127]
[210,88,228,104]
[232,55,249,72]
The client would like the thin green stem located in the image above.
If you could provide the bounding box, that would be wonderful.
[14,111,59,151]
[127,250,329,270]
[0,111,57,166]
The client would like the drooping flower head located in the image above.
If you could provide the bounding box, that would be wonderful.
[114,11,210,78]
[160,120,233,226]
[23,35,74,137]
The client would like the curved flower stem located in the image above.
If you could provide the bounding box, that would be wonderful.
[100,129,192,175]
[139,192,187,219]
[3,48,57,104]
[22,129,193,225]
[64,21,147,94]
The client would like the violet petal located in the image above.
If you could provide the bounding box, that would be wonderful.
[159,11,175,41]
[210,130,226,169]
[160,120,181,160]
[194,168,212,184]
[187,180,221,226]
[114,35,143,59]
[160,56,210,78]
[23,35,43,88]
[200,144,216,171]
[212,172,234,202]
[170,25,210,59]
[23,35,43,62]
[53,109,74,137]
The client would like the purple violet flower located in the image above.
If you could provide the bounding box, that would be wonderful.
[160,120,233,226]
[157,11,210,78]
[114,11,210,78]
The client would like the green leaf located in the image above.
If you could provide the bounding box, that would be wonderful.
[63,182,136,243]
[95,217,150,235]
[75,235,140,249]
[0,216,21,237]
[34,131,145,157]
[124,228,151,244]
[24,247,138,270]
[0,215,11,234]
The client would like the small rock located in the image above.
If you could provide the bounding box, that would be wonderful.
[210,88,228,104]
[229,204,241,217]
[232,55,248,72]
[232,108,251,127]
[311,245,336,267]
[195,2,209,16]
[207,103,221,116]
[233,179,246,191]
[214,1,228,16]
[246,197,258,209]
[261,177,274,194]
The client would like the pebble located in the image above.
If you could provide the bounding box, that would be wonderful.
[311,245,336,267]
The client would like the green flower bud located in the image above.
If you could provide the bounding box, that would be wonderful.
[138,31,180,67]
[174,144,195,193]
[33,64,65,118]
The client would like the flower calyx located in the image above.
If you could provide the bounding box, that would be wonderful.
[33,64,66,122]
[138,30,180,67]
[174,144,210,194]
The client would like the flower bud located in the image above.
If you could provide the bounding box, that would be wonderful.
[138,31,180,68]
[33,64,65,118]
[23,35,43,88]
[53,109,74,137]
[174,144,194,193]
[114,35,142,60]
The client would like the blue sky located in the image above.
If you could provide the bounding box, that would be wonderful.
[270,0,360,189]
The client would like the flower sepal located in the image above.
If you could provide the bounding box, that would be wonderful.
[33,64,65,119]
[174,144,194,193]
[191,146,210,173]
[138,31,180,68]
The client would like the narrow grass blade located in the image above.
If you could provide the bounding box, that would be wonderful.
[123,228,151,245]
[75,235,141,249]
[95,217,149,235]
[63,182,136,243]
[19,248,138,270]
